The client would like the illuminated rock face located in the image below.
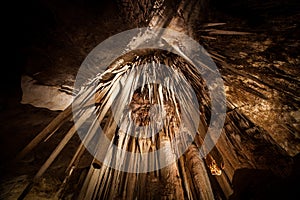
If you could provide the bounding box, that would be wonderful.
[0,0,299,200]
[21,75,73,111]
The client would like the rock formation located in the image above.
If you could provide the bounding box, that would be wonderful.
[0,0,299,199]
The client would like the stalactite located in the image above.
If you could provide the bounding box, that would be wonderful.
[7,1,299,200]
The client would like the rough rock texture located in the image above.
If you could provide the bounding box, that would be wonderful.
[21,75,73,111]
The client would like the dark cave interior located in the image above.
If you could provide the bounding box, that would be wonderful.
[1,0,300,199]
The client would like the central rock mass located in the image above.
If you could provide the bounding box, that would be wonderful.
[129,84,177,129]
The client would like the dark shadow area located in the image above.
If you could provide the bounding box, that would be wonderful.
[210,0,299,27]
[229,153,300,200]
[2,0,121,110]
